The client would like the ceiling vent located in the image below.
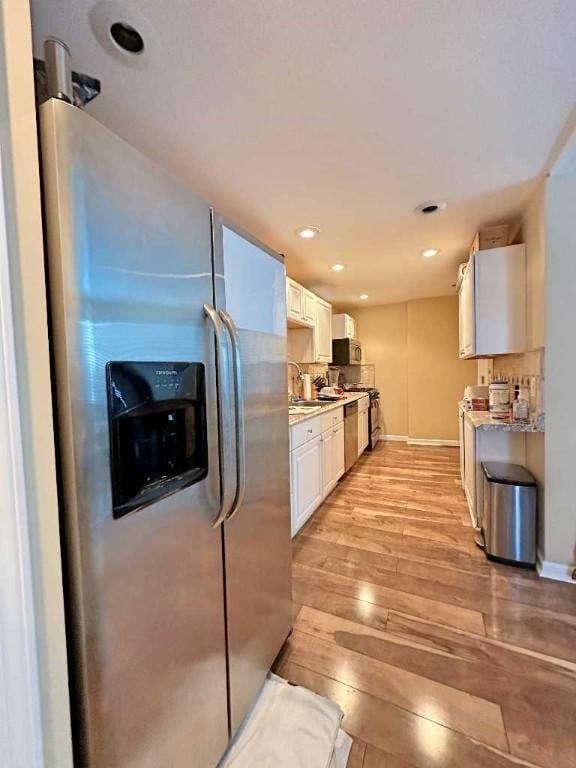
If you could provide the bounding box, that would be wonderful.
[415,200,447,215]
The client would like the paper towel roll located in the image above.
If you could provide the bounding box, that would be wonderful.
[302,374,312,400]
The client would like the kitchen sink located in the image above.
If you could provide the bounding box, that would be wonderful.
[291,399,341,407]
[289,405,322,415]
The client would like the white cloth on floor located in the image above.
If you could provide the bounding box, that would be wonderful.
[330,729,353,768]
[220,673,352,768]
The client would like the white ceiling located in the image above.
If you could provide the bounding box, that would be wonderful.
[30,0,576,306]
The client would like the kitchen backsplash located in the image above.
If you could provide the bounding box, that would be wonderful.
[287,362,375,396]
[492,347,545,426]
[492,348,544,379]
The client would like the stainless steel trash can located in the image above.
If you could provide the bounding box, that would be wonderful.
[481,462,537,567]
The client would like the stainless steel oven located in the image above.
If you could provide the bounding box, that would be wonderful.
[332,338,362,365]
[342,385,380,450]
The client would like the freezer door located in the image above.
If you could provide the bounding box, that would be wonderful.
[40,99,229,768]
[212,216,292,735]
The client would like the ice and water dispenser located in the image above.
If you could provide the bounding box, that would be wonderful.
[106,362,208,518]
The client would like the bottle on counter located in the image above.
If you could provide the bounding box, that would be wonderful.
[489,380,510,420]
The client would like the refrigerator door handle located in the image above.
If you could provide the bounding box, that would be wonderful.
[219,310,246,520]
[204,303,237,527]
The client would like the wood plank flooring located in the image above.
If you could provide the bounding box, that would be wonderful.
[274,442,576,768]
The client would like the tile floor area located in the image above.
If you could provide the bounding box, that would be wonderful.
[274,443,576,768]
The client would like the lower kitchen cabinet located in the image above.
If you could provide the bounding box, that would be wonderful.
[463,417,476,520]
[458,408,465,487]
[290,436,323,535]
[290,407,346,536]
[322,422,345,497]
[358,401,369,456]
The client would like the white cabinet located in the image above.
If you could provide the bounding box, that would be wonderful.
[458,409,465,488]
[302,289,316,325]
[458,244,526,359]
[286,279,320,330]
[286,278,304,323]
[315,298,333,363]
[463,418,476,521]
[322,422,345,497]
[332,313,357,340]
[291,436,324,535]
[286,278,332,363]
[287,277,315,328]
[290,406,345,536]
[333,423,345,480]
[357,396,369,456]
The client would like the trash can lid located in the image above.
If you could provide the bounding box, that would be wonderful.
[482,462,537,487]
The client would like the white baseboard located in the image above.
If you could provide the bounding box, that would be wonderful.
[379,435,460,447]
[406,438,460,447]
[537,554,576,584]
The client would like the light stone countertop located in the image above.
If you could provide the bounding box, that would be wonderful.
[458,402,545,433]
[289,392,369,426]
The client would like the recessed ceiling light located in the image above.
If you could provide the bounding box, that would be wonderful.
[296,226,320,239]
[359,293,369,300]
[109,22,145,54]
[415,200,447,215]
[421,248,440,258]
[331,263,346,272]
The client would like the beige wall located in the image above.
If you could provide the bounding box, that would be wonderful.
[518,187,547,553]
[521,183,546,350]
[0,2,73,764]
[352,302,408,436]
[407,297,476,441]
[352,296,476,441]
[498,186,548,559]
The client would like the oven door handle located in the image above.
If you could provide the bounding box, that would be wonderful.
[219,310,246,521]
[204,304,236,527]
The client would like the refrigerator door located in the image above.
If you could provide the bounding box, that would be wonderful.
[40,99,229,768]
[212,216,292,735]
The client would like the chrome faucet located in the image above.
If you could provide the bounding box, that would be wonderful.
[287,361,303,380]
[287,361,304,403]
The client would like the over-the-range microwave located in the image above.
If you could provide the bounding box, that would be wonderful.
[332,338,362,365]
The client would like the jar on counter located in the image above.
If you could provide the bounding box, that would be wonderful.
[489,381,510,419]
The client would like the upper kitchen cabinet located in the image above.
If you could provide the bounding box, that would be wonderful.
[286,277,332,363]
[286,277,315,327]
[332,313,357,339]
[315,298,333,363]
[458,244,526,358]
[286,277,303,322]
[302,289,317,325]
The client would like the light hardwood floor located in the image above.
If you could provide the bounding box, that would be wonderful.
[274,442,576,768]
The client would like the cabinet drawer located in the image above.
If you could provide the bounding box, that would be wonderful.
[358,396,369,414]
[321,407,344,433]
[290,415,322,451]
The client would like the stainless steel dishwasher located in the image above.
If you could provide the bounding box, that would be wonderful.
[344,401,358,471]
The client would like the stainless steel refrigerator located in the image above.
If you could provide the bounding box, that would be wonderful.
[40,97,292,768]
